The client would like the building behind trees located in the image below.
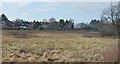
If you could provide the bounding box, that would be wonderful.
[1,14,74,30]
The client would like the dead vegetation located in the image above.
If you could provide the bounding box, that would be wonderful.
[2,30,118,62]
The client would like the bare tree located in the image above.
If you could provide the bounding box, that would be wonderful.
[100,2,120,36]
[101,2,119,25]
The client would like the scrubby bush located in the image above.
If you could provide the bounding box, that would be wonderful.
[100,24,117,37]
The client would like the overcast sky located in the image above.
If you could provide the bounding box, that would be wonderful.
[1,0,119,2]
[1,0,119,23]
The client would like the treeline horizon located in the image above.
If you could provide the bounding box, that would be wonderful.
[1,13,103,31]
[1,14,75,30]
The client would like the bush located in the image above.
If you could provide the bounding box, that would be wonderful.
[100,24,117,37]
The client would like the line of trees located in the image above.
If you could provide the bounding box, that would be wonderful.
[1,13,102,31]
[1,14,74,30]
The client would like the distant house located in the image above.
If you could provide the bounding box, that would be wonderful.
[75,23,88,29]
[41,22,49,30]
[12,19,33,29]
[19,25,31,29]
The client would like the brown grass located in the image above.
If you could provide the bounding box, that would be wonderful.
[2,30,118,62]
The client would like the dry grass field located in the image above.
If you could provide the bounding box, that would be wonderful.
[2,30,118,62]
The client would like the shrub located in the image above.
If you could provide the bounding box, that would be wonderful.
[100,24,117,37]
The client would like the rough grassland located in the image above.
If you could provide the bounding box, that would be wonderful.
[2,30,118,62]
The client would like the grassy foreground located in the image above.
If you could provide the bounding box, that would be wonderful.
[2,30,118,62]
